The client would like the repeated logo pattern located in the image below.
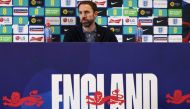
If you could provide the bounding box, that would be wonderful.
[0,0,183,42]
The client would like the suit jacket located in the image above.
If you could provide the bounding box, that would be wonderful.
[64,23,118,42]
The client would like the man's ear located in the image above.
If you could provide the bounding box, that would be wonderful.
[94,11,98,17]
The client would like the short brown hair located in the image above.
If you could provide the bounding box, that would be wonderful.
[78,1,98,12]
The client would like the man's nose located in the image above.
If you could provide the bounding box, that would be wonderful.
[81,13,87,18]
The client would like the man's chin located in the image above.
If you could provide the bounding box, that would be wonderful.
[82,23,91,27]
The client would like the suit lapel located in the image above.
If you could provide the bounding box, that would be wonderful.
[78,24,86,42]
[95,24,104,42]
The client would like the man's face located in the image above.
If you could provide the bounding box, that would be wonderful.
[78,4,97,27]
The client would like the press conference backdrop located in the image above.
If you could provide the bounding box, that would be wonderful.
[0,0,188,43]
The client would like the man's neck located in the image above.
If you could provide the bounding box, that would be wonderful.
[83,23,96,32]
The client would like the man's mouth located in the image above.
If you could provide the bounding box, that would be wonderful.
[82,20,88,23]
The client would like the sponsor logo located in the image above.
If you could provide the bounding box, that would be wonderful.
[62,9,68,14]
[97,8,107,16]
[125,18,130,23]
[158,27,163,33]
[0,17,12,25]
[108,0,122,7]
[168,35,182,42]
[31,0,37,5]
[31,18,36,23]
[61,0,75,7]
[143,36,148,41]
[123,35,135,42]
[153,0,167,8]
[29,26,44,34]
[126,37,133,41]
[140,10,145,15]
[13,35,28,42]
[51,35,61,42]
[13,25,28,34]
[141,26,153,34]
[61,8,75,16]
[13,8,28,16]
[169,26,182,34]
[142,35,153,42]
[15,35,26,40]
[0,0,11,5]
[29,17,44,25]
[123,26,136,34]
[168,1,181,8]
[61,26,75,34]
[14,9,27,13]
[173,18,178,24]
[139,19,152,23]
[45,17,60,25]
[97,11,103,14]
[153,9,167,17]
[139,0,152,8]
[18,26,24,33]
[154,26,167,34]
[111,2,118,5]
[157,20,164,23]
[0,26,12,34]
[0,35,12,42]
[45,8,60,16]
[108,19,122,24]
[61,17,76,25]
[143,0,148,6]
[143,29,148,32]
[29,35,44,42]
[96,17,107,25]
[109,26,122,34]
[123,9,138,16]
[30,28,43,32]
[153,17,168,26]
[29,0,44,7]
[94,1,106,6]
[154,35,167,37]
[107,8,122,16]
[64,29,68,32]
[139,18,153,25]
[168,18,182,26]
[139,8,152,17]
[170,2,175,7]
[30,37,43,41]
[168,9,182,17]
[154,36,167,42]
[124,17,137,25]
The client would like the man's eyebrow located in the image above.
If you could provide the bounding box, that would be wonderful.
[79,10,90,12]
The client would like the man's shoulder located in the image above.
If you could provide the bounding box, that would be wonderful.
[97,25,113,34]
[98,25,111,32]
[66,26,80,33]
[97,25,107,30]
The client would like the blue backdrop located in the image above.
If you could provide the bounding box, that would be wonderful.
[0,43,190,109]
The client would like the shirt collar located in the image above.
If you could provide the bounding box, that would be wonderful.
[82,26,97,33]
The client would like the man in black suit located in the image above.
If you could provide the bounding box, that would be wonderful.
[64,1,117,42]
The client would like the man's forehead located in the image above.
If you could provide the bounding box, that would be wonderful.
[79,4,93,10]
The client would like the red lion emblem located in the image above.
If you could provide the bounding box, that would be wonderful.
[2,90,44,107]
[86,89,125,105]
[166,89,190,104]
